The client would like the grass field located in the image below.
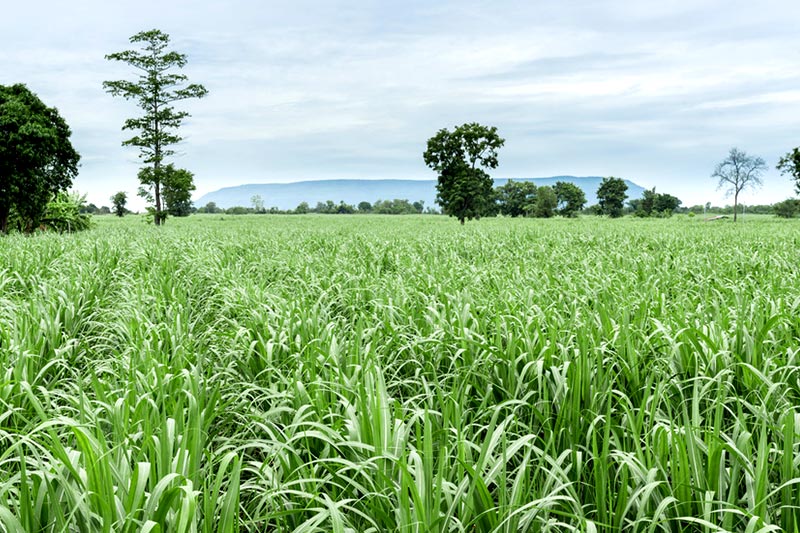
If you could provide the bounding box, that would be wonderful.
[1,214,799,532]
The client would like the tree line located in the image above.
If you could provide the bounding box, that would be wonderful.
[424,123,800,224]
[4,29,800,233]
[194,198,433,215]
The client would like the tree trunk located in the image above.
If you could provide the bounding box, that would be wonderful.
[0,203,8,234]
[733,190,738,223]
[153,109,163,226]
[154,178,163,226]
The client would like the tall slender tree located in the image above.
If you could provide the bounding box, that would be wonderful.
[104,29,207,225]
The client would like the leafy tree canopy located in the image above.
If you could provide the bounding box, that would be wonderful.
[777,147,800,195]
[111,191,128,217]
[553,181,586,217]
[0,84,80,233]
[496,179,536,217]
[161,165,196,217]
[596,177,628,218]
[423,123,504,224]
[632,188,682,217]
[533,185,557,218]
[773,198,799,218]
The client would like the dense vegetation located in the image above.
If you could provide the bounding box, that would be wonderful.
[1,215,798,532]
[0,84,80,233]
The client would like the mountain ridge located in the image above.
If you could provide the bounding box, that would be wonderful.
[195,177,648,210]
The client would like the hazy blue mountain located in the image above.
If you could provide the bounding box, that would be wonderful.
[195,176,648,210]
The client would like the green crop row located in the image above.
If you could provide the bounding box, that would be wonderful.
[0,215,798,532]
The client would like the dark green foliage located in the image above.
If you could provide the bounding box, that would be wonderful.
[712,147,766,222]
[633,188,682,217]
[162,166,195,217]
[111,191,127,217]
[532,185,557,218]
[773,198,799,218]
[139,164,195,218]
[423,123,504,224]
[639,188,657,216]
[495,179,536,217]
[776,147,800,195]
[553,181,586,217]
[295,201,310,214]
[336,201,355,214]
[104,29,207,225]
[596,177,628,218]
[358,201,372,212]
[652,192,681,215]
[80,202,98,214]
[0,84,80,233]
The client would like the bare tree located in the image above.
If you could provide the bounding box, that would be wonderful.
[711,148,766,222]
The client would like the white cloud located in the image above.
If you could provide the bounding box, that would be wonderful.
[2,0,800,209]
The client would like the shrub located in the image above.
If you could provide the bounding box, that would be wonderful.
[40,191,93,232]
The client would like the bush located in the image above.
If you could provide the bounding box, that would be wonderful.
[40,191,93,232]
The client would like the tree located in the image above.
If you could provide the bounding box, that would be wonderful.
[159,165,195,217]
[251,195,265,213]
[495,180,536,217]
[104,29,208,225]
[776,147,800,195]
[373,199,417,214]
[0,84,80,233]
[423,123,504,224]
[336,201,355,214]
[553,181,586,217]
[111,191,128,217]
[204,201,219,214]
[652,192,681,216]
[773,198,799,218]
[532,185,557,218]
[596,177,628,218]
[711,148,766,222]
[357,201,372,213]
[295,201,310,214]
[637,188,657,216]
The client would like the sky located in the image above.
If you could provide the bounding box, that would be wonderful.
[3,0,800,210]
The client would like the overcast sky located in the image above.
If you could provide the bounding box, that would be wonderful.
[3,0,800,209]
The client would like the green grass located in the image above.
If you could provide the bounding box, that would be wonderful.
[1,214,799,532]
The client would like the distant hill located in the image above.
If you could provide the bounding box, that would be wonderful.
[195,177,648,210]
